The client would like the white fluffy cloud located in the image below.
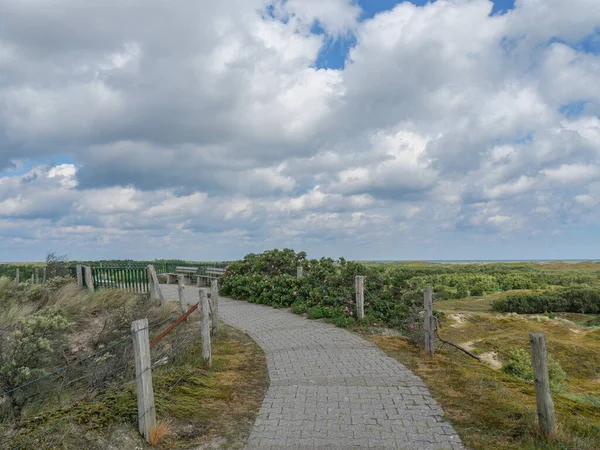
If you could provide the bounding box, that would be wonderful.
[1,0,599,260]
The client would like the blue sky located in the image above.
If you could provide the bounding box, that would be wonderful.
[1,0,599,262]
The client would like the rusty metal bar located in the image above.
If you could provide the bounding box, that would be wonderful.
[150,303,199,349]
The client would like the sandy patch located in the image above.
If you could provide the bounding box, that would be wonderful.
[449,313,467,327]
[480,351,502,369]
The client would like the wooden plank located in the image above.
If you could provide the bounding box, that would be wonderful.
[15,268,19,284]
[131,318,156,442]
[177,275,186,315]
[355,276,365,319]
[529,332,555,437]
[424,286,434,356]
[199,290,211,366]
[85,266,94,292]
[210,280,219,336]
[76,265,83,288]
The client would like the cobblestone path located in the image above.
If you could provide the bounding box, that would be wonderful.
[161,285,464,449]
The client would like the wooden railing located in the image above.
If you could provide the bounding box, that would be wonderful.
[92,267,149,293]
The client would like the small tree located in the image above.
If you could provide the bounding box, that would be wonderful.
[46,252,69,279]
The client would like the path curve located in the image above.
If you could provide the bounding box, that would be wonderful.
[161,285,464,450]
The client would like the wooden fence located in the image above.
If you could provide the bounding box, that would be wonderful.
[161,262,231,275]
[70,266,150,294]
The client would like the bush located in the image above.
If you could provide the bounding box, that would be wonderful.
[0,307,73,411]
[501,348,567,392]
[220,249,420,329]
[492,287,600,314]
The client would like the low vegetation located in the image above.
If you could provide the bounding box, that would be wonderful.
[0,271,268,449]
[492,286,600,314]
[220,251,600,448]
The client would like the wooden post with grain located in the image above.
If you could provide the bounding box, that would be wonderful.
[199,290,212,366]
[147,265,164,305]
[297,266,304,279]
[34,268,39,284]
[177,275,186,314]
[131,318,156,442]
[84,265,94,292]
[76,264,83,288]
[210,279,219,335]
[529,332,555,438]
[147,265,156,302]
[424,286,435,356]
[42,267,47,284]
[15,268,19,284]
[355,275,365,319]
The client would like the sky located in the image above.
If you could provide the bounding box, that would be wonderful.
[0,0,599,262]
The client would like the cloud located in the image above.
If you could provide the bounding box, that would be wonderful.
[1,0,599,259]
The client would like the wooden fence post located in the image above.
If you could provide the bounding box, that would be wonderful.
[199,290,212,366]
[42,267,47,284]
[210,279,219,336]
[34,268,39,284]
[147,265,156,302]
[355,275,365,319]
[131,318,156,442]
[84,266,94,292]
[76,264,83,288]
[529,332,555,437]
[297,266,304,279]
[31,273,34,283]
[15,268,19,284]
[147,265,164,305]
[177,275,186,314]
[424,286,435,356]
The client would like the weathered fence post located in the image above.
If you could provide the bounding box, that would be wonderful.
[355,275,365,319]
[31,273,34,283]
[147,265,156,302]
[34,268,39,284]
[177,275,186,315]
[424,286,435,356]
[529,332,555,437]
[131,318,156,442]
[147,265,164,305]
[199,290,212,366]
[76,264,83,288]
[42,267,47,284]
[210,279,219,335]
[297,266,304,279]
[84,266,94,292]
[15,268,19,284]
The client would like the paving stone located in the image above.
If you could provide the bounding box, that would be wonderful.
[161,285,464,449]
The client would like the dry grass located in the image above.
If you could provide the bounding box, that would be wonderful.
[149,419,174,447]
[369,334,600,449]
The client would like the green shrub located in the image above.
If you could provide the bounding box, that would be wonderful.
[501,348,567,392]
[0,307,73,411]
[492,287,600,314]
[290,301,307,315]
[307,306,325,320]
[334,315,355,328]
